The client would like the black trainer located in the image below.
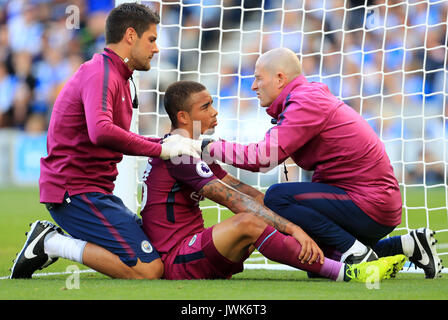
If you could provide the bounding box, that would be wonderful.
[10,220,63,279]
[408,228,443,279]
[343,247,378,264]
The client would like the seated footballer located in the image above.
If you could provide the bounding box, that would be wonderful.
[139,80,404,281]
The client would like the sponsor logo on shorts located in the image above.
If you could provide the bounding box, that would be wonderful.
[188,234,198,247]
[141,240,153,253]
[196,161,213,178]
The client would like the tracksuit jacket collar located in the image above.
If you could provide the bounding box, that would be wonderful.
[102,48,134,80]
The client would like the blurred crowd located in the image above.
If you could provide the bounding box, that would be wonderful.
[0,0,113,133]
[0,0,447,184]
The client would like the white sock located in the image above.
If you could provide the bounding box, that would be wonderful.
[401,234,415,257]
[336,264,346,281]
[44,231,87,264]
[340,240,368,262]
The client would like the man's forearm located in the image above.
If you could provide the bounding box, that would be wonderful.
[205,128,289,173]
[200,179,296,235]
[221,174,265,205]
[89,120,162,157]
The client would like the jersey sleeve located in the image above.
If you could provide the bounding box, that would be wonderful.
[208,161,228,180]
[165,156,220,192]
[81,62,162,157]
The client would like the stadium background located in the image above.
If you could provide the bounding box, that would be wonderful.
[0,0,446,188]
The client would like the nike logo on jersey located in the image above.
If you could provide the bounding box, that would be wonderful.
[24,226,51,259]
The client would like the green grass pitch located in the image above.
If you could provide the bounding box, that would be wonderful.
[1,186,447,300]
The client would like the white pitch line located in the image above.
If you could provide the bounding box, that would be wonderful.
[245,262,447,274]
[3,250,448,280]
[437,243,448,250]
[2,261,446,280]
[0,269,96,280]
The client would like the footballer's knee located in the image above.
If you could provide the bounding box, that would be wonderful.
[232,213,266,240]
[131,258,164,280]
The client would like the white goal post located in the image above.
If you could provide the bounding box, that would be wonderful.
[114,0,448,268]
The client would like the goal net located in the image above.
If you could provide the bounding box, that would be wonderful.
[115,0,448,270]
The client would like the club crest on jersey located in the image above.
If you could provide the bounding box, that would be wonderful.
[196,161,213,178]
[141,240,153,253]
[188,234,198,246]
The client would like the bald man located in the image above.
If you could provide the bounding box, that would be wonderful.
[199,48,443,278]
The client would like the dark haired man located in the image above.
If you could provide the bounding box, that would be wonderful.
[11,3,198,280]
[140,80,405,282]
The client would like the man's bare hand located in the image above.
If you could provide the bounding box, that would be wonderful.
[291,227,324,265]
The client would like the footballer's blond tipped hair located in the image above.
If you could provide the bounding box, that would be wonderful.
[256,47,302,82]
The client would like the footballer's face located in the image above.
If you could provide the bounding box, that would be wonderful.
[251,62,283,108]
[187,90,218,138]
[130,23,159,71]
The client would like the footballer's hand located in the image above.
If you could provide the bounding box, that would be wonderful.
[291,227,324,265]
[160,134,201,160]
